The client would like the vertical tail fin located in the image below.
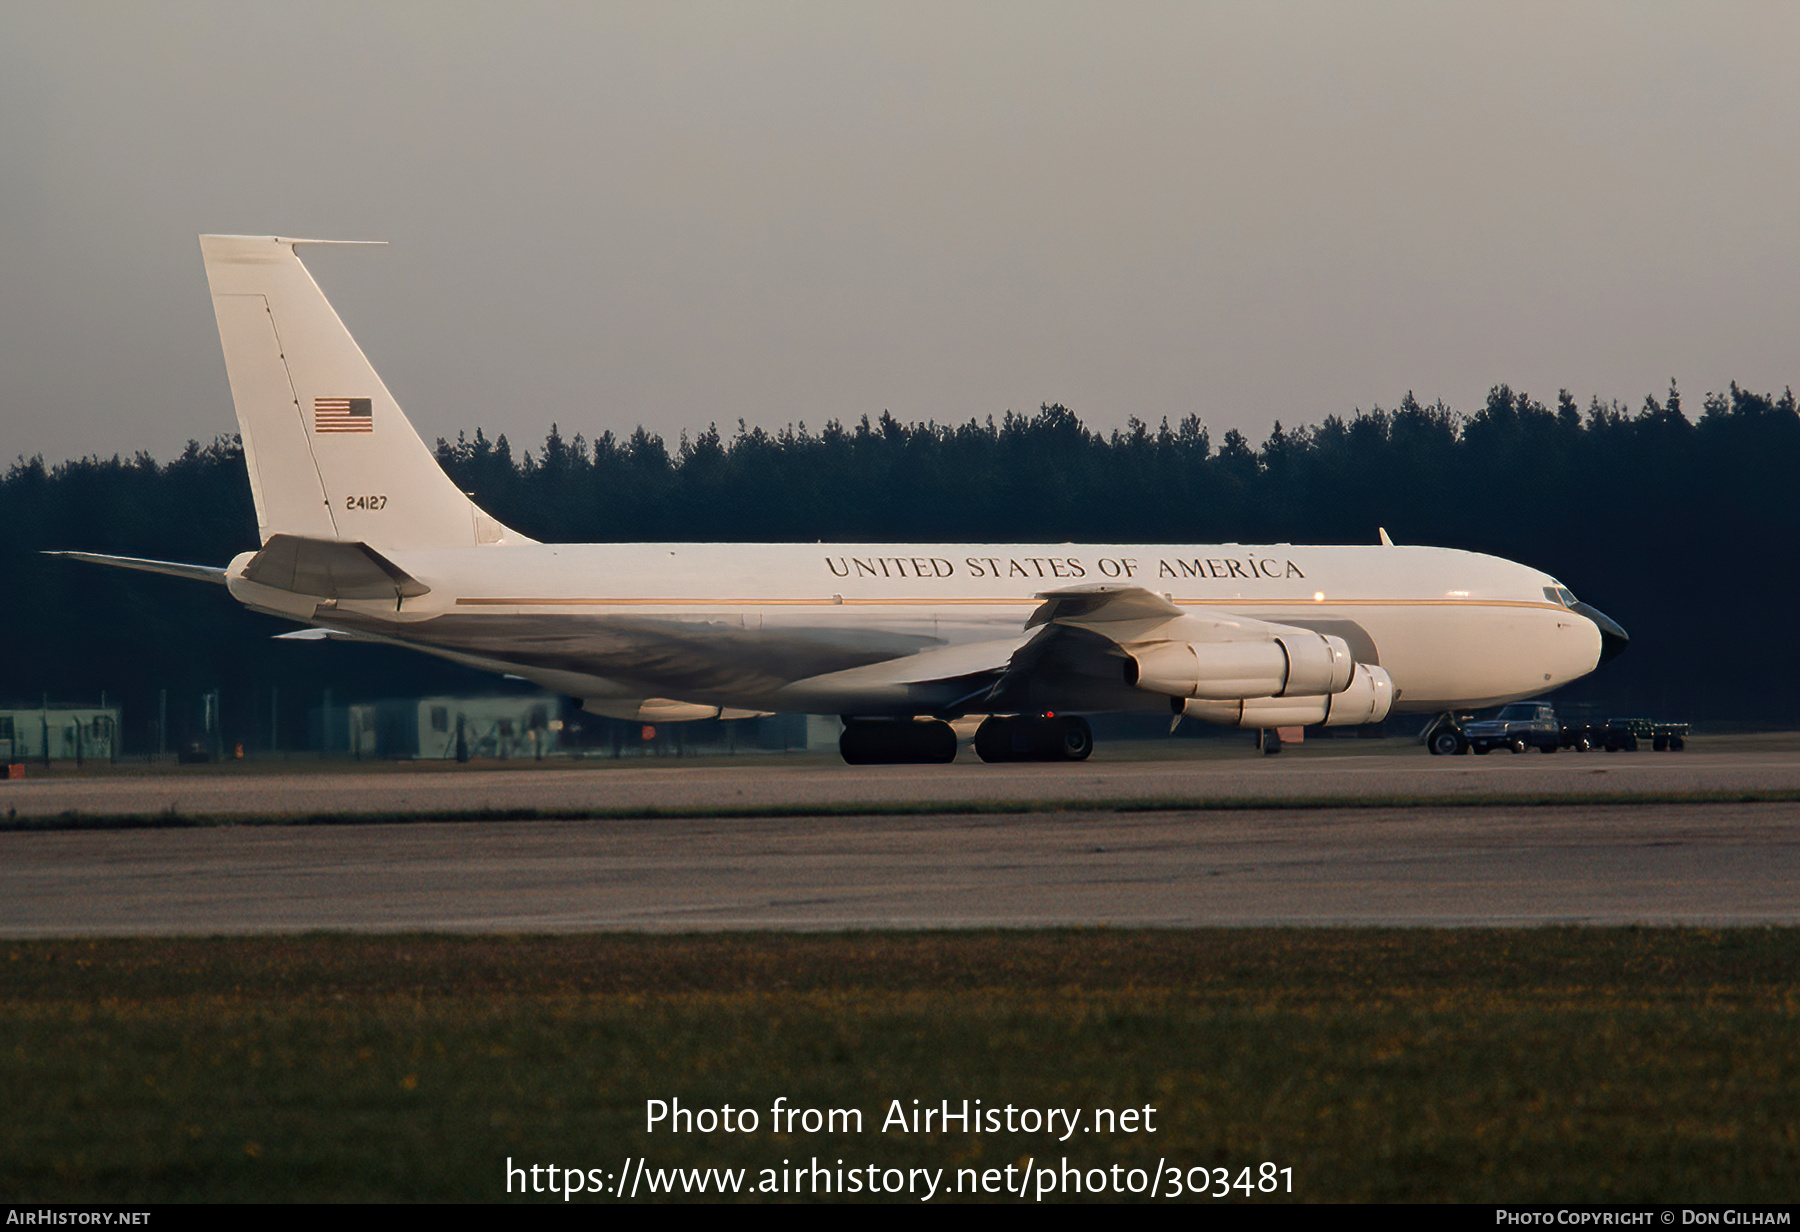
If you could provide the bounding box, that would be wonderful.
[199,235,531,550]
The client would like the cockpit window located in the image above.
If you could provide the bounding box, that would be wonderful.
[1543,585,1578,607]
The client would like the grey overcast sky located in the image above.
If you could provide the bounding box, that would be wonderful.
[5,1,1799,466]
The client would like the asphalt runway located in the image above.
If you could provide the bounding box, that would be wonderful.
[2,745,1797,934]
[7,742,1800,820]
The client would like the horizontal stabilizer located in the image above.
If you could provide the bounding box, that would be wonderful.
[44,550,228,586]
[243,534,430,601]
[271,628,379,643]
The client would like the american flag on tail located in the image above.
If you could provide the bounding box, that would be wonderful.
[314,398,373,433]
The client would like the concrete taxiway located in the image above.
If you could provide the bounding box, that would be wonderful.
[1,802,1795,934]
[1,744,1796,934]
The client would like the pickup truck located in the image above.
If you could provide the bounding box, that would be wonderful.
[1449,702,1562,754]
[1427,704,1688,755]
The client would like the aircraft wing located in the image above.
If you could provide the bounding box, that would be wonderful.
[771,585,1362,717]
[1022,583,1318,645]
[770,632,1041,713]
[983,584,1359,713]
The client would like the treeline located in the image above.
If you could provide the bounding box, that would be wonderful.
[5,381,1797,748]
[432,383,1770,550]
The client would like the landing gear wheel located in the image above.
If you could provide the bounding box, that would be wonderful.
[975,715,1022,763]
[1429,728,1464,757]
[839,719,958,765]
[1053,716,1093,761]
[974,715,1093,762]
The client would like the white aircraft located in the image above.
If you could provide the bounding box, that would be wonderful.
[57,235,1627,763]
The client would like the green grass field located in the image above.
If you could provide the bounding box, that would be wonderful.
[3,929,1795,1203]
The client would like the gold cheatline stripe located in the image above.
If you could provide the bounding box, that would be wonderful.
[453,596,1567,610]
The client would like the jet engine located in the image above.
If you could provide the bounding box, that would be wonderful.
[1123,632,1353,700]
[1175,662,1394,728]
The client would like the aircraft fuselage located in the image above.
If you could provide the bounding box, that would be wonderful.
[225,539,1604,718]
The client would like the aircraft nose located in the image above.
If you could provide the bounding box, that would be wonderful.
[1572,602,1629,664]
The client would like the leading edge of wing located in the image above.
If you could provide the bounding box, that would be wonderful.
[1027,583,1307,644]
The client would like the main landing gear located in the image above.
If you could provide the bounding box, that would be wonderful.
[839,718,958,764]
[837,714,1096,765]
[973,714,1093,763]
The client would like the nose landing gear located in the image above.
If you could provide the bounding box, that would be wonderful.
[1426,716,1468,756]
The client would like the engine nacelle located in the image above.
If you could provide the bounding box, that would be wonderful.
[1125,632,1353,700]
[1177,695,1331,727]
[1317,662,1394,727]
[578,697,774,722]
[1175,663,1395,729]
